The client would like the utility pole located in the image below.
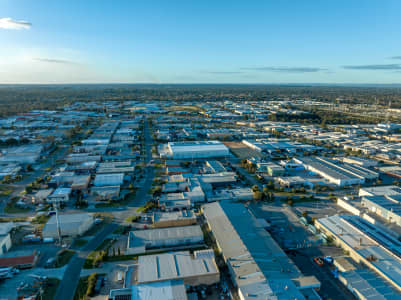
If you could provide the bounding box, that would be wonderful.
[53,200,62,245]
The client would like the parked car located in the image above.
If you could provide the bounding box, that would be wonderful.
[314,257,324,266]
[45,257,57,268]
[323,256,333,264]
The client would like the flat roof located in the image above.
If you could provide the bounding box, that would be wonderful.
[318,215,401,290]
[46,213,92,225]
[297,157,361,180]
[153,210,195,223]
[360,185,401,196]
[203,201,310,300]
[131,280,187,300]
[341,268,401,300]
[128,225,203,249]
[362,196,401,215]
[137,250,219,284]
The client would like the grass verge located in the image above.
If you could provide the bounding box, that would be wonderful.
[56,250,75,267]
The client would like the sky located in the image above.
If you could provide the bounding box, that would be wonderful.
[1,0,401,84]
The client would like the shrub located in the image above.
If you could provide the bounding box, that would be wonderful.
[86,273,98,297]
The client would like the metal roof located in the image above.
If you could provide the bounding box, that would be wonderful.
[203,201,309,300]
[128,225,203,249]
[137,250,219,284]
[131,280,187,300]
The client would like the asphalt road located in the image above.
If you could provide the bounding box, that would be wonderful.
[55,118,155,300]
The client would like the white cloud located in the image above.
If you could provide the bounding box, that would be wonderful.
[0,17,31,30]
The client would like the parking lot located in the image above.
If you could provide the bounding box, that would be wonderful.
[288,246,356,300]
[0,266,65,300]
[249,202,357,300]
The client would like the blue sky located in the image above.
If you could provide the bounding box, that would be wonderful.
[1,0,401,84]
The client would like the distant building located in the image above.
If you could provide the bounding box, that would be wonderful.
[359,185,401,197]
[342,156,378,168]
[47,187,71,203]
[295,156,378,186]
[159,141,229,159]
[94,173,124,187]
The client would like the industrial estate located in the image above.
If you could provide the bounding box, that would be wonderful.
[2,92,401,300]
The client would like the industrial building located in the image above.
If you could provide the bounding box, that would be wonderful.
[197,172,237,188]
[0,251,38,269]
[359,185,401,197]
[316,214,401,292]
[137,250,220,286]
[277,176,312,188]
[159,141,230,159]
[256,162,285,176]
[126,225,203,255]
[152,210,197,228]
[342,156,378,168]
[47,187,71,203]
[203,201,320,300]
[94,173,125,187]
[205,160,226,173]
[361,195,401,226]
[42,213,94,238]
[109,280,188,300]
[158,193,192,211]
[295,157,378,186]
[0,222,13,255]
[0,144,43,164]
[334,256,401,300]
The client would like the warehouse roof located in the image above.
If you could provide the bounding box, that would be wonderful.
[137,250,218,284]
[296,157,358,180]
[340,269,401,300]
[168,141,228,152]
[0,222,14,235]
[45,213,92,225]
[131,280,187,300]
[128,225,202,249]
[359,185,401,197]
[153,210,195,223]
[362,195,401,215]
[318,215,401,290]
[203,201,310,300]
[94,173,124,185]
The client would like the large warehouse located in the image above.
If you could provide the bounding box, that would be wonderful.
[203,201,320,300]
[109,280,188,300]
[126,225,203,255]
[316,214,401,294]
[361,195,401,226]
[295,156,378,186]
[42,213,94,238]
[137,250,220,286]
[159,141,230,159]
